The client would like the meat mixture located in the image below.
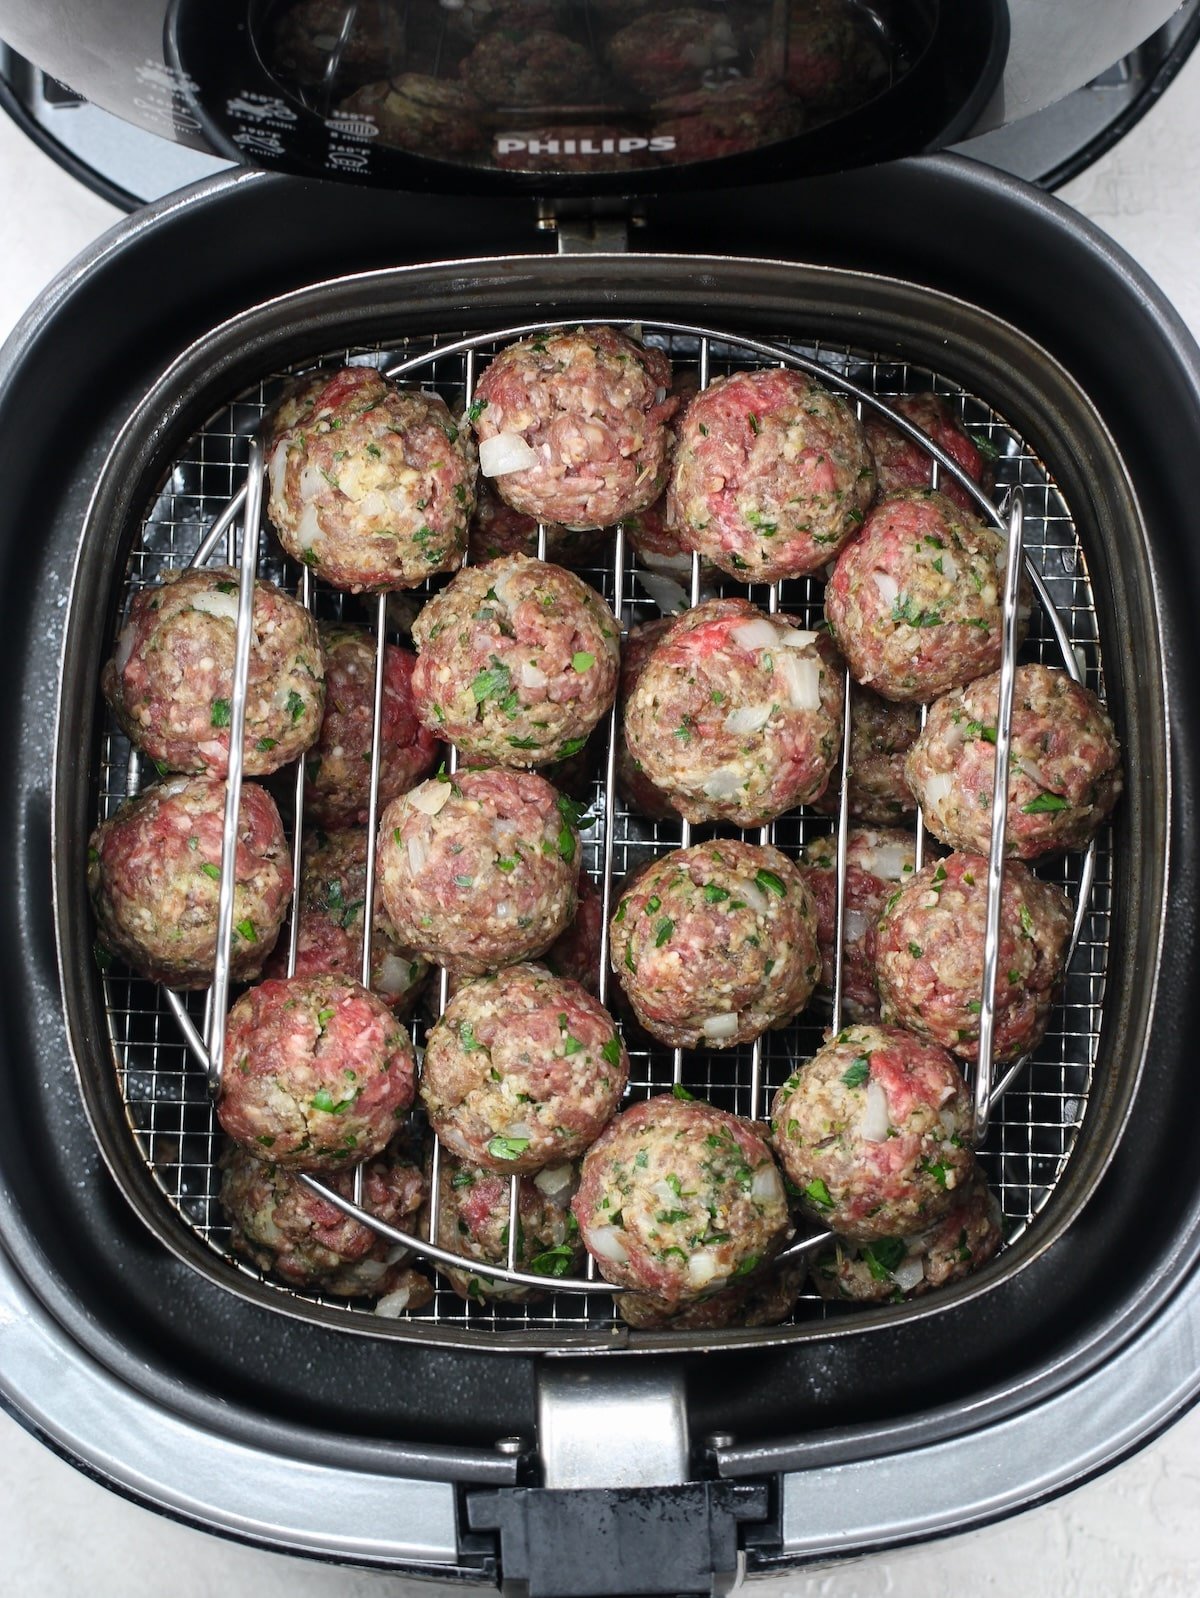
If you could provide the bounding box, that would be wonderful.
[811,1160,1002,1305]
[103,565,324,777]
[267,0,403,87]
[421,963,627,1174]
[338,75,484,158]
[904,663,1122,859]
[813,684,920,825]
[264,364,475,592]
[874,852,1073,1064]
[459,27,594,107]
[770,1023,972,1241]
[825,488,1030,702]
[410,555,620,767]
[573,1095,790,1308]
[865,392,995,517]
[305,623,440,828]
[429,1152,583,1302]
[468,478,602,565]
[669,367,875,582]
[262,828,428,1016]
[615,616,680,821]
[471,327,676,530]
[607,9,740,97]
[623,598,844,826]
[653,79,804,162]
[542,868,604,995]
[219,1136,430,1301]
[609,840,820,1049]
[754,0,888,116]
[376,768,579,975]
[218,973,416,1168]
[617,1256,806,1331]
[89,775,292,989]
[800,826,917,1021]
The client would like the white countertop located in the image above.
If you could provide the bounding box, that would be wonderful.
[3,49,1200,1597]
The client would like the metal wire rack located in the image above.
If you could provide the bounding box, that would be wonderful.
[93,318,1112,1339]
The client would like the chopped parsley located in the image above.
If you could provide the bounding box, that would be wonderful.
[210,698,231,729]
[840,1055,871,1089]
[804,1178,834,1209]
[755,868,786,898]
[530,1245,574,1277]
[558,736,587,758]
[601,1037,622,1068]
[286,689,306,723]
[1021,792,1071,814]
[703,883,730,904]
[571,651,595,673]
[486,1134,530,1162]
[862,1237,907,1281]
[655,917,675,947]
[671,1081,694,1100]
[234,917,257,943]
[198,862,221,881]
[891,595,942,628]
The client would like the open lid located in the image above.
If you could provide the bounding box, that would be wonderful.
[0,0,1183,195]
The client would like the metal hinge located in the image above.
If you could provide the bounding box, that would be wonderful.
[536,198,645,253]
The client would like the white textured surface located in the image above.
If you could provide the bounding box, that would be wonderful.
[3,42,1200,1597]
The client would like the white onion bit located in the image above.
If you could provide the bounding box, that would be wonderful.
[871,840,915,881]
[776,650,822,711]
[408,781,453,816]
[520,661,548,689]
[843,908,870,943]
[702,1012,740,1040]
[534,1164,576,1201]
[479,432,538,477]
[637,570,691,615]
[892,1258,926,1293]
[702,766,745,800]
[859,1078,890,1143]
[190,589,242,625]
[773,626,818,650]
[406,832,430,875]
[872,570,899,606]
[374,1287,414,1318]
[751,1165,784,1205]
[921,772,954,811]
[585,1225,630,1266]
[724,703,773,735]
[731,618,780,652]
[738,880,769,915]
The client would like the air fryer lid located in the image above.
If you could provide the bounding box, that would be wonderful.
[0,0,1182,193]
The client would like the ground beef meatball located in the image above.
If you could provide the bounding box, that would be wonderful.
[471,327,676,530]
[654,78,804,161]
[754,0,888,116]
[338,76,484,157]
[624,598,844,825]
[811,1162,1002,1304]
[813,685,920,825]
[460,27,593,107]
[610,841,819,1049]
[800,826,917,1021]
[616,617,680,821]
[669,368,875,582]
[219,1137,429,1299]
[264,364,475,592]
[865,393,995,517]
[607,9,740,97]
[410,555,620,767]
[875,853,1072,1063]
[218,973,416,1168]
[771,1023,972,1241]
[904,664,1122,860]
[468,479,602,565]
[430,1152,583,1302]
[88,776,292,989]
[618,1256,805,1330]
[267,0,403,87]
[825,489,1031,702]
[304,624,440,828]
[543,869,604,994]
[376,769,579,975]
[422,963,628,1173]
[103,566,324,777]
[573,1096,790,1308]
[263,829,428,1016]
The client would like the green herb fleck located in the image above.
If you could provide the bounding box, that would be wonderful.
[840,1055,871,1089]
[655,918,674,948]
[572,651,595,673]
[486,1134,530,1162]
[755,868,786,898]
[199,862,221,881]
[805,1178,834,1209]
[672,1082,694,1100]
[210,698,231,729]
[1021,792,1071,814]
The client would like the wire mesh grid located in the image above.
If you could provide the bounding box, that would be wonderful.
[93,323,1112,1336]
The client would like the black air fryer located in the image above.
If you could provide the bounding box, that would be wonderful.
[1,4,1199,1594]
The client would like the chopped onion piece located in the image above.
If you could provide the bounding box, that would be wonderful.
[374,1286,414,1318]
[643,549,695,578]
[702,766,745,800]
[406,832,429,875]
[520,661,548,689]
[585,1225,629,1266]
[921,772,954,811]
[892,1257,926,1293]
[637,570,690,615]
[505,1121,534,1141]
[295,501,323,550]
[534,1164,575,1200]
[408,781,452,816]
[776,650,821,711]
[190,589,242,625]
[384,1243,409,1265]
[938,548,959,585]
[724,703,772,735]
[872,570,899,606]
[479,432,538,477]
[298,461,325,502]
[651,1178,680,1206]
[738,880,769,915]
[376,953,417,998]
[687,1249,725,1289]
[843,908,870,943]
[751,1165,783,1205]
[113,623,136,675]
[702,1012,740,1040]
[731,618,779,652]
[871,840,914,881]
[773,626,818,650]
[860,1077,890,1142]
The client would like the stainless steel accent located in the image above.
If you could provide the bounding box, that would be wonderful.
[538,1366,690,1489]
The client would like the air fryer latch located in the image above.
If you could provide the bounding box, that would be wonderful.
[536,198,643,254]
[464,1365,775,1595]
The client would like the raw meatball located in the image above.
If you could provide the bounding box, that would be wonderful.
[865,393,995,517]
[874,853,1073,1064]
[618,1256,805,1330]
[218,973,416,1168]
[422,963,628,1172]
[219,1138,430,1300]
[410,555,620,767]
[429,1152,583,1302]
[800,826,917,1021]
[904,663,1122,859]
[615,617,679,821]
[623,598,844,826]
[669,368,875,582]
[573,1096,790,1308]
[305,624,440,827]
[376,768,579,975]
[468,479,602,565]
[543,869,604,995]
[813,684,920,825]
[610,841,819,1049]
[338,76,484,157]
[824,488,1030,702]
[811,1162,1002,1304]
[607,9,740,96]
[103,566,324,777]
[267,0,403,86]
[771,1023,972,1241]
[88,776,292,989]
[471,327,675,530]
[654,78,804,161]
[264,364,475,592]
[263,829,428,1016]
[755,0,888,115]
[460,28,593,107]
